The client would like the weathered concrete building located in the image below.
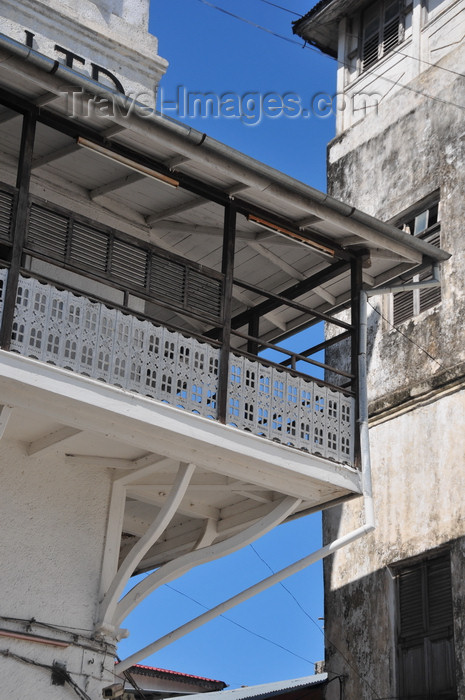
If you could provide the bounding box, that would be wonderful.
[294,1,465,698]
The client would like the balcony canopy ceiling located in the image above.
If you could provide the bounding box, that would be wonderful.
[0,34,448,347]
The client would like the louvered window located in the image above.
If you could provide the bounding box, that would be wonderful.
[28,204,69,260]
[0,189,14,243]
[21,192,223,323]
[397,552,456,699]
[71,222,109,273]
[393,200,441,325]
[362,0,402,72]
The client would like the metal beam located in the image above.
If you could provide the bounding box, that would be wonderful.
[232,288,287,332]
[217,204,236,423]
[228,260,350,333]
[0,110,36,350]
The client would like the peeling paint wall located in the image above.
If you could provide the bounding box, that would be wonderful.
[322,3,465,698]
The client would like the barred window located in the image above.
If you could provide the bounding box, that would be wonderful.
[392,199,441,325]
[396,551,456,699]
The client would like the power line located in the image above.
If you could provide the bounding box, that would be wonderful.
[0,649,93,700]
[191,0,465,114]
[367,300,443,368]
[164,583,317,667]
[253,0,303,17]
[249,544,382,699]
[194,0,314,48]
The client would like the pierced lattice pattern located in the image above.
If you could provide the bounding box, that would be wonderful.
[9,275,220,420]
[4,273,354,464]
[227,352,354,464]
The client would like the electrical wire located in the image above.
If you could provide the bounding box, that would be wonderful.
[194,0,312,48]
[0,615,98,636]
[115,654,150,700]
[164,583,317,667]
[248,544,382,699]
[0,649,93,700]
[367,300,443,368]
[191,0,465,114]
[252,0,303,17]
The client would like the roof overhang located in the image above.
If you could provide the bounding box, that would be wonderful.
[293,0,367,58]
[0,32,449,352]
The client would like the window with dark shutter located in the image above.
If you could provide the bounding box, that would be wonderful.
[361,0,402,72]
[392,199,441,324]
[397,552,457,699]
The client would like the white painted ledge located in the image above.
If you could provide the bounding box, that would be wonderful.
[0,351,362,501]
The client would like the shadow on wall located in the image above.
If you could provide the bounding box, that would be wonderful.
[321,537,464,700]
[89,0,125,23]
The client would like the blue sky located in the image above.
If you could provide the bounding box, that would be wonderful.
[118,0,339,688]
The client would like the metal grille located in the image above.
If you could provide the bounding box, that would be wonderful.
[4,273,354,465]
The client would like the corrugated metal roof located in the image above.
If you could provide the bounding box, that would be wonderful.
[173,674,328,700]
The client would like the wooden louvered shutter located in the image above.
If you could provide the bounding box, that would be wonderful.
[362,2,381,71]
[398,553,456,699]
[382,0,401,55]
[393,288,414,325]
[111,239,148,289]
[71,222,109,273]
[27,204,69,261]
[188,270,222,320]
[151,256,186,307]
[419,229,441,313]
[399,565,425,638]
[0,189,14,243]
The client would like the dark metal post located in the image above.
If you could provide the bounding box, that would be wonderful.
[0,110,37,349]
[247,314,259,356]
[351,256,363,468]
[217,204,236,423]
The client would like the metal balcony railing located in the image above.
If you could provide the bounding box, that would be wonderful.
[0,269,355,465]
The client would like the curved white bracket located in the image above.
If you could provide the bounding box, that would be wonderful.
[97,461,196,631]
[113,495,301,628]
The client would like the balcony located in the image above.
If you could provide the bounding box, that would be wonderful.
[0,77,445,597]
[1,269,354,465]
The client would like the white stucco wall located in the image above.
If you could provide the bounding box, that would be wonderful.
[0,439,117,697]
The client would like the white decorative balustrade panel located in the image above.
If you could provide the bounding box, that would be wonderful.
[2,272,354,465]
[227,353,354,464]
[9,274,220,419]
